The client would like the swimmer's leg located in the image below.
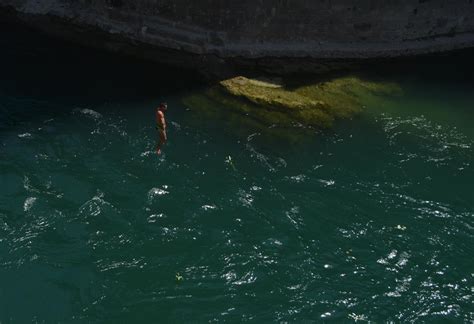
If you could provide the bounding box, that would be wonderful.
[156,131,166,155]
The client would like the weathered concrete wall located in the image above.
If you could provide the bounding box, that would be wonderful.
[1,0,474,74]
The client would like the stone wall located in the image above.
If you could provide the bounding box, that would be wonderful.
[1,0,473,74]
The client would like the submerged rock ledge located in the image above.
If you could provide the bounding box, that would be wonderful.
[183,76,401,139]
[1,0,474,76]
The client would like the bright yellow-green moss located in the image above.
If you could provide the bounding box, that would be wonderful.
[220,76,328,111]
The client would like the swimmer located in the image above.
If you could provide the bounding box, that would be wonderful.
[155,102,167,155]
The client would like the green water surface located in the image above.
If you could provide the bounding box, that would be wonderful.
[0,24,473,322]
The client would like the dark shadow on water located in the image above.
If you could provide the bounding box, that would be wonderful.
[0,21,207,132]
[0,21,204,102]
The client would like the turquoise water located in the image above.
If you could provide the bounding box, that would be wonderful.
[1,26,473,322]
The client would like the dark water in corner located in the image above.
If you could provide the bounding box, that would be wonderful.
[0,24,473,322]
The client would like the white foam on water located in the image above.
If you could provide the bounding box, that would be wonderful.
[285,206,301,229]
[140,150,154,157]
[201,204,217,211]
[237,189,254,208]
[147,187,169,203]
[23,197,37,212]
[18,132,33,139]
[396,252,410,268]
[232,271,257,285]
[287,174,307,183]
[385,276,412,298]
[388,250,398,259]
[348,313,368,321]
[147,213,166,223]
[318,179,335,186]
[78,191,117,218]
[23,176,39,194]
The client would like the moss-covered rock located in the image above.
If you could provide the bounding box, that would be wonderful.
[182,75,401,142]
[220,77,328,111]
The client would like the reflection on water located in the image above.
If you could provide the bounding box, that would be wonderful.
[0,24,473,322]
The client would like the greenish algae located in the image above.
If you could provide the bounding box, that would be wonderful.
[294,76,402,119]
[218,77,333,128]
[182,75,402,142]
[220,77,328,111]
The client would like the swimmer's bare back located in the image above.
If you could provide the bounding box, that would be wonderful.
[156,103,168,155]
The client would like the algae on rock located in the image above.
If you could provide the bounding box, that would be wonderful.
[182,75,401,140]
[220,77,328,111]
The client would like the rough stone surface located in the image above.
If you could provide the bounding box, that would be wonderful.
[1,0,474,75]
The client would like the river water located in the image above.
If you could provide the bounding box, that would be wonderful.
[0,25,473,322]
